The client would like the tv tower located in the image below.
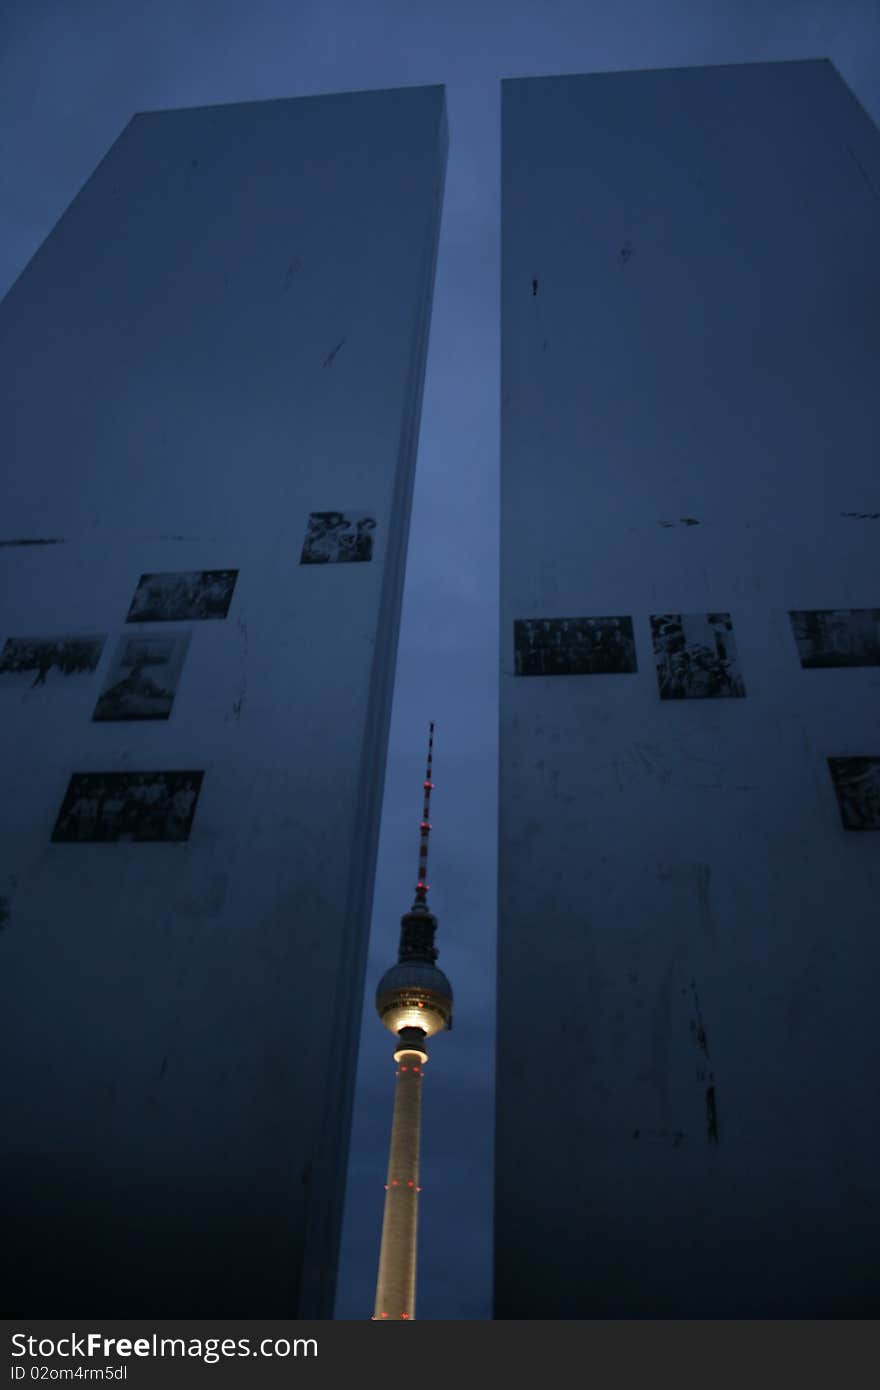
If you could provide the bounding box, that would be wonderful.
[372,722,453,1321]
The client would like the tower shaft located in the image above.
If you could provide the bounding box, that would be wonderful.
[372,723,452,1321]
[373,1044,426,1320]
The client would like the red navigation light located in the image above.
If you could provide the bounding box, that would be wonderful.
[423,781,434,789]
[420,822,432,830]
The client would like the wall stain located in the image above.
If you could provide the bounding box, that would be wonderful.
[231,616,248,722]
[706,1085,720,1145]
[689,978,710,1057]
[634,1127,686,1147]
[620,241,633,264]
[633,742,672,785]
[689,977,720,1144]
[0,538,65,547]
[322,338,345,368]
[283,256,303,290]
[695,865,715,944]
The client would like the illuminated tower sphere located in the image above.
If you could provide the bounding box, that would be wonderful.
[372,722,453,1321]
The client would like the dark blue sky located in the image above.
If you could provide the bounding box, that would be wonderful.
[2,0,878,1321]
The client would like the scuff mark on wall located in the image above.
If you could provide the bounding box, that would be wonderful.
[695,865,716,944]
[689,977,720,1144]
[322,338,345,367]
[0,538,65,547]
[706,1085,720,1145]
[232,616,248,722]
[633,742,672,784]
[689,978,710,1057]
[633,1123,689,1145]
[846,145,880,201]
[841,511,880,520]
[284,255,304,288]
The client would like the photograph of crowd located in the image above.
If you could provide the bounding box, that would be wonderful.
[51,770,204,843]
[92,633,190,722]
[126,570,238,623]
[514,616,637,676]
[789,608,880,669]
[650,612,746,699]
[827,757,880,831]
[300,510,377,564]
[0,635,106,687]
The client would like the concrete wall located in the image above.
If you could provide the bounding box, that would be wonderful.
[497,60,880,1316]
[0,83,446,1317]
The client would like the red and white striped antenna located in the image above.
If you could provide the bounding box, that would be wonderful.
[413,721,434,909]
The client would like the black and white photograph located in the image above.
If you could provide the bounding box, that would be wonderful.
[827,757,880,831]
[92,632,190,722]
[300,510,377,564]
[0,635,106,687]
[514,616,637,676]
[126,569,238,622]
[789,608,880,668]
[51,770,204,843]
[650,612,747,699]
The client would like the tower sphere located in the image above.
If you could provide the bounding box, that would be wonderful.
[375,960,453,1037]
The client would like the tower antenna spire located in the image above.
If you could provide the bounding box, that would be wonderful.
[413,720,434,910]
[372,722,453,1321]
